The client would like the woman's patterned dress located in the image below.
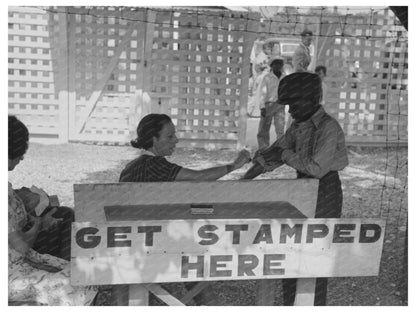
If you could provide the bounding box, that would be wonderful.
[8,183,97,305]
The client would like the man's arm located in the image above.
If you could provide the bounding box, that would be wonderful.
[242,129,294,180]
[241,162,264,180]
[281,120,346,178]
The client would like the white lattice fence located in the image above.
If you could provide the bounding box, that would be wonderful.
[8,6,407,147]
[8,6,61,140]
[318,8,407,145]
[149,9,256,149]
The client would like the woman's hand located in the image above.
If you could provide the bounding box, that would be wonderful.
[15,188,40,213]
[25,214,42,234]
[232,149,252,170]
[40,208,63,232]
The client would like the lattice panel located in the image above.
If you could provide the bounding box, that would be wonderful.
[69,7,145,142]
[150,10,252,147]
[319,8,407,145]
[8,6,60,138]
[8,6,407,147]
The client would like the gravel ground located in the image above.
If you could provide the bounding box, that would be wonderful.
[8,143,408,306]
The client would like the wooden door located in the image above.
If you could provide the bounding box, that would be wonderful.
[67,7,148,143]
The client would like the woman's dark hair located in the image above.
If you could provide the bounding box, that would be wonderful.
[8,115,29,159]
[131,114,172,149]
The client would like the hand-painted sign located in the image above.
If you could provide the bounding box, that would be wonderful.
[71,218,385,286]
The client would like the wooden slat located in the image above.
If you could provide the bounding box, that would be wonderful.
[153,49,242,58]
[173,114,238,122]
[180,282,209,304]
[9,86,54,93]
[7,40,50,49]
[8,98,58,105]
[143,284,185,306]
[153,82,240,89]
[294,278,316,306]
[8,17,49,26]
[8,6,46,14]
[8,109,59,117]
[151,93,240,100]
[8,63,53,71]
[174,104,239,111]
[7,52,52,60]
[256,280,276,305]
[152,59,242,69]
[8,76,54,84]
[128,284,149,306]
[8,29,50,37]
[149,71,240,79]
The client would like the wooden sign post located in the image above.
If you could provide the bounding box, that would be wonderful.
[71,180,385,305]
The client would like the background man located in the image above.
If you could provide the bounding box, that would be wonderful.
[315,65,328,104]
[257,55,286,150]
[293,29,313,72]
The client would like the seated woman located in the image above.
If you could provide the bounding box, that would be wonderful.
[116,114,251,305]
[120,113,251,182]
[8,115,97,305]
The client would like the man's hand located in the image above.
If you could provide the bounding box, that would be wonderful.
[40,208,63,232]
[232,149,252,170]
[252,149,264,163]
[261,145,285,163]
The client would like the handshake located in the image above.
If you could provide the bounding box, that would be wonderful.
[231,145,286,172]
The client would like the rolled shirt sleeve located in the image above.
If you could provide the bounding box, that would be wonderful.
[257,107,348,178]
[281,119,348,178]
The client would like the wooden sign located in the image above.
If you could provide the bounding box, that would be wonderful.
[71,218,385,286]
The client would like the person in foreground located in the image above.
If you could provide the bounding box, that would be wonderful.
[115,113,251,305]
[242,72,349,305]
[8,115,97,305]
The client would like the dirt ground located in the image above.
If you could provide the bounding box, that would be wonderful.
[8,143,408,306]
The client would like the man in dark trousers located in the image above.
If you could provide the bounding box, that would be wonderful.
[257,55,286,150]
[242,72,349,305]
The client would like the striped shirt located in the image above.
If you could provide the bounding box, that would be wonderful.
[119,154,182,182]
[257,106,349,179]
